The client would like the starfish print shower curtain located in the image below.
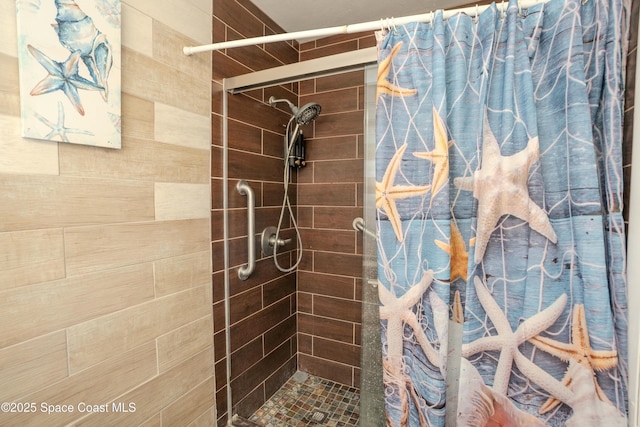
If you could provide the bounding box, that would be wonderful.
[374,0,629,425]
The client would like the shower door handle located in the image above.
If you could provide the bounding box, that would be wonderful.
[237,180,255,280]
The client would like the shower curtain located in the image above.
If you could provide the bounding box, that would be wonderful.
[374,0,629,425]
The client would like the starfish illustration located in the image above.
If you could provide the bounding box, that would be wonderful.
[529,304,618,414]
[435,220,469,282]
[28,45,104,116]
[376,143,431,241]
[379,270,441,370]
[462,276,573,405]
[379,270,443,426]
[453,113,557,264]
[376,42,418,103]
[413,107,453,200]
[33,101,94,142]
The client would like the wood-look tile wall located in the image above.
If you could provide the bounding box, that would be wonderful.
[296,33,376,387]
[0,1,214,425]
[212,0,300,424]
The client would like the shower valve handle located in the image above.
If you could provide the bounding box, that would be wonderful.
[261,226,292,256]
[269,235,291,248]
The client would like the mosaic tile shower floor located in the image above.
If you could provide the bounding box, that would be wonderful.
[248,372,360,426]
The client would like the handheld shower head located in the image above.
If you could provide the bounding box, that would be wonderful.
[268,96,321,125]
[293,102,321,125]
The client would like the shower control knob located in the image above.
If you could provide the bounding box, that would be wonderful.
[260,226,291,256]
[269,235,291,248]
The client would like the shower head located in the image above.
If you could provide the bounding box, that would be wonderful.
[294,102,321,125]
[269,96,321,125]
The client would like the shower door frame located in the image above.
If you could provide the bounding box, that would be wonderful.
[219,48,377,426]
[222,47,376,95]
[358,64,385,424]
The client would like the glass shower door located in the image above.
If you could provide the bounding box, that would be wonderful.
[359,64,384,425]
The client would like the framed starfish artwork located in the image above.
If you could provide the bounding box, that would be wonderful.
[16,0,121,149]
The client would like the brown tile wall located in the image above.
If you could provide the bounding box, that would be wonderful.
[295,33,376,387]
[212,0,301,424]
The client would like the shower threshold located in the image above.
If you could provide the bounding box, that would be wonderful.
[247,371,359,426]
[231,415,261,426]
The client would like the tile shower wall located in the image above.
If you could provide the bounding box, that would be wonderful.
[296,32,376,387]
[0,1,214,426]
[212,0,301,424]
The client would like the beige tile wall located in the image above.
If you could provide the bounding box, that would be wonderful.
[0,1,214,425]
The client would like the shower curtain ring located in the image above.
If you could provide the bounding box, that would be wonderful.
[475,4,479,23]
[430,10,434,28]
[501,0,506,19]
[381,17,390,33]
[391,17,398,34]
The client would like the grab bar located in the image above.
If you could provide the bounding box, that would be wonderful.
[352,217,377,239]
[237,180,255,280]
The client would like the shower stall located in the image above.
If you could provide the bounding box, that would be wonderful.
[212,1,639,424]
[212,34,383,424]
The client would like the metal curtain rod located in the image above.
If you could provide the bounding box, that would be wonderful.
[184,0,548,55]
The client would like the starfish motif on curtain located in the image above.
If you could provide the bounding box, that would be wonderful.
[33,101,94,142]
[28,45,104,116]
[462,276,573,405]
[413,107,453,199]
[378,269,441,370]
[380,270,442,427]
[376,143,431,241]
[453,113,557,264]
[529,304,618,414]
[435,220,469,282]
[376,42,418,103]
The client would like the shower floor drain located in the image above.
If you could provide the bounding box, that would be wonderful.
[305,409,329,423]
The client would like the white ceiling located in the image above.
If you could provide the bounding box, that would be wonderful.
[250,0,470,37]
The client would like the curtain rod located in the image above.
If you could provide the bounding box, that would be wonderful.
[184,0,548,55]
